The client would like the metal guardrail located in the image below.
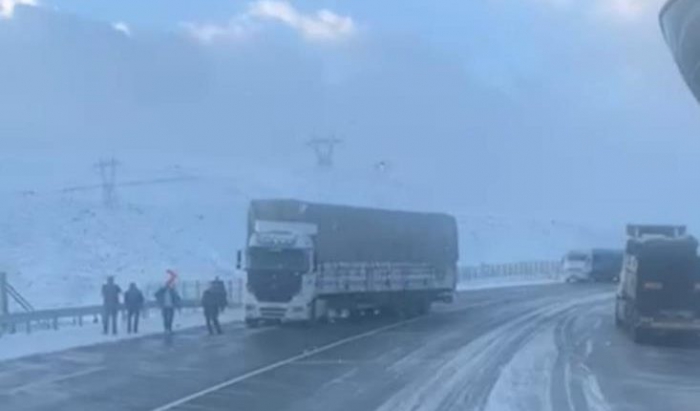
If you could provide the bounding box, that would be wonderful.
[0,279,245,336]
[0,263,562,336]
[0,299,235,335]
[460,260,563,282]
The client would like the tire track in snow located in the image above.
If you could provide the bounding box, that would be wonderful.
[375,292,610,411]
[551,302,612,411]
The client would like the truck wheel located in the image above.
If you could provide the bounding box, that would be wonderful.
[245,319,260,328]
[417,301,432,316]
[348,309,363,322]
[614,302,623,328]
[632,326,648,344]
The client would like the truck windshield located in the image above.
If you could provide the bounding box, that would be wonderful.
[248,248,309,272]
[566,253,588,262]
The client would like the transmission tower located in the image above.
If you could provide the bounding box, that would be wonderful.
[307,136,342,168]
[94,158,120,207]
[374,160,390,174]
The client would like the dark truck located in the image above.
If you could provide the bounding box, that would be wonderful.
[240,199,459,326]
[615,225,700,343]
[589,249,624,282]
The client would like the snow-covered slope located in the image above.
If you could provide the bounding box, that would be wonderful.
[0,161,624,309]
[0,183,245,307]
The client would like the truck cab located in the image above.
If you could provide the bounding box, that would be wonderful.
[562,250,592,283]
[243,221,319,326]
[615,225,700,343]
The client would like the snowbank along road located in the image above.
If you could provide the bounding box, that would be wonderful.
[0,284,698,411]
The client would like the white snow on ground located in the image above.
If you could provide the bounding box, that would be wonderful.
[457,274,563,291]
[0,308,243,362]
[483,327,558,411]
[581,366,613,411]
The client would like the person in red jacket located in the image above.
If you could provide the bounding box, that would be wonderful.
[155,282,181,333]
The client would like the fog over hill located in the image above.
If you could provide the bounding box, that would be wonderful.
[1,2,698,306]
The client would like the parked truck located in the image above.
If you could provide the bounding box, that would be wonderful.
[239,199,459,327]
[615,225,700,343]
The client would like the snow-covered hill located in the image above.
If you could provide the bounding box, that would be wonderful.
[0,160,625,309]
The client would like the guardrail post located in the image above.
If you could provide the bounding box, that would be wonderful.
[181,282,189,300]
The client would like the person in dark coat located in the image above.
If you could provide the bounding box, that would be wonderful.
[124,283,145,334]
[101,276,122,335]
[212,276,228,313]
[155,283,181,333]
[202,282,223,335]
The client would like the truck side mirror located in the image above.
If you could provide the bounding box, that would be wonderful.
[236,250,243,270]
[313,252,319,272]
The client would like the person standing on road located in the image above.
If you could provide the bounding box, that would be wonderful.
[101,276,122,335]
[212,276,228,313]
[124,283,145,334]
[202,282,224,335]
[155,282,181,333]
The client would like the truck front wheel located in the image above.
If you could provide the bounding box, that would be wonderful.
[245,318,261,328]
[632,326,649,344]
[417,300,432,316]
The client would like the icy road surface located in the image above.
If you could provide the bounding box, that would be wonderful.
[1,284,699,411]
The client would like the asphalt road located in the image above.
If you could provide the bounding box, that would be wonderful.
[1,284,699,411]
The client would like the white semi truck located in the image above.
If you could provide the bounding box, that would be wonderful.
[239,199,459,327]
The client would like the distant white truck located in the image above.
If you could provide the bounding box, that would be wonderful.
[562,249,624,283]
[239,199,459,327]
[562,250,592,283]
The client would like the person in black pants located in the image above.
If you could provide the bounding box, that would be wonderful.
[101,276,122,335]
[155,283,181,333]
[124,283,145,334]
[212,277,227,313]
[202,282,224,335]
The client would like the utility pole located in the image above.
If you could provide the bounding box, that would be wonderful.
[306,136,342,168]
[0,272,8,316]
[95,158,120,208]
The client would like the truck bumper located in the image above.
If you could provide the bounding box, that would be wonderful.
[639,318,700,331]
[245,302,311,322]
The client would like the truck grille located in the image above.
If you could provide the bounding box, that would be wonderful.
[259,307,287,319]
[248,270,303,303]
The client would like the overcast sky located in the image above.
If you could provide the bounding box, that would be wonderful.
[1,0,699,225]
